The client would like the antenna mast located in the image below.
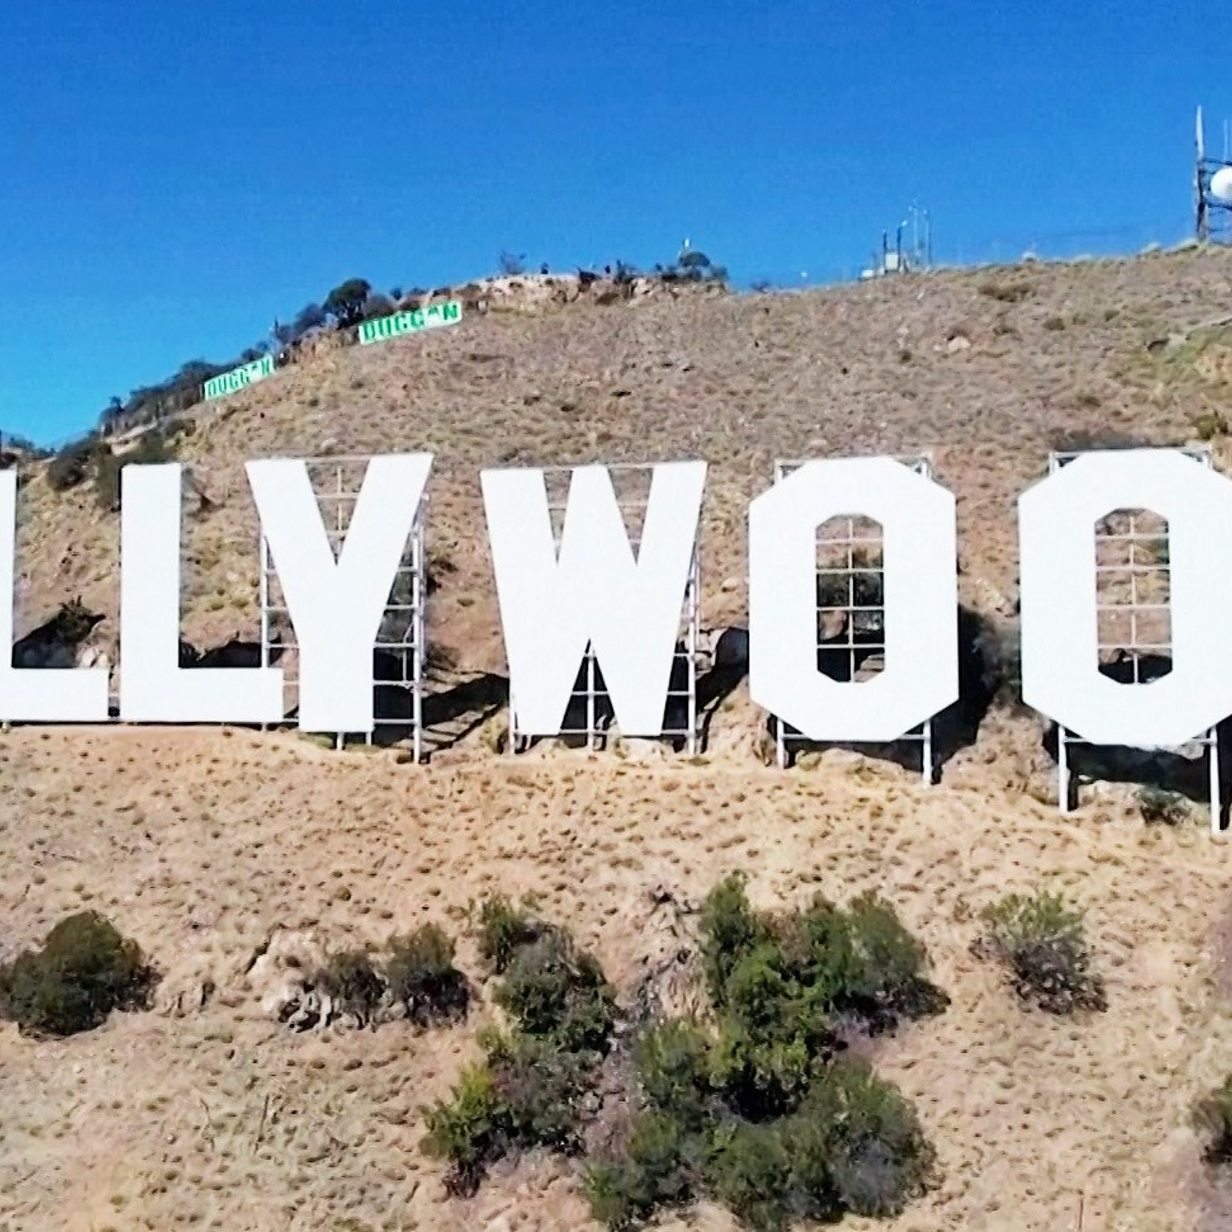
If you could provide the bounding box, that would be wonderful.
[1197,105,1208,242]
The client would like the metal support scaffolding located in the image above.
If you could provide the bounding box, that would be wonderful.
[259,456,427,760]
[1050,448,1222,831]
[771,454,936,783]
[508,463,701,754]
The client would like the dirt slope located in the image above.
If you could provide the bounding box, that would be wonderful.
[5,249,1232,1232]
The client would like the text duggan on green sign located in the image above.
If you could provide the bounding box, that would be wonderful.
[203,355,276,401]
[358,299,463,346]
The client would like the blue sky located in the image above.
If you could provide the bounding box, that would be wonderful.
[0,0,1223,443]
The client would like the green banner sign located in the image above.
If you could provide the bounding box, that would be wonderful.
[203,355,276,401]
[358,299,463,346]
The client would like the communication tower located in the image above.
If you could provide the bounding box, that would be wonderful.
[1195,105,1232,244]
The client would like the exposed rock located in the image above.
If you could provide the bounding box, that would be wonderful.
[627,885,705,1022]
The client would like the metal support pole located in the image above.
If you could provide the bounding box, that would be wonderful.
[412,508,424,765]
[1058,726,1071,813]
[687,548,699,755]
[335,464,346,751]
[586,646,597,751]
[1210,728,1222,836]
[259,533,270,731]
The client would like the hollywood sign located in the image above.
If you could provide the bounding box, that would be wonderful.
[2,449,1230,755]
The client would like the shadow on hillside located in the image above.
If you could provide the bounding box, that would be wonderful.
[1040,653,1232,826]
[509,641,746,755]
[765,605,1000,780]
[378,666,508,751]
[13,601,104,665]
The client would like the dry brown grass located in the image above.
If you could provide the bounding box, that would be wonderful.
[6,249,1232,1230]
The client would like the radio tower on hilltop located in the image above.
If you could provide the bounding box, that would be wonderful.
[1195,105,1232,244]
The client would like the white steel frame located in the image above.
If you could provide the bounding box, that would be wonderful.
[258,456,427,760]
[508,463,701,755]
[1049,447,1222,832]
[771,455,937,783]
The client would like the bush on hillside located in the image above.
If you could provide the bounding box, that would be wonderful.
[494,926,615,1054]
[704,1120,792,1231]
[94,430,178,511]
[476,894,545,973]
[793,1060,935,1217]
[422,1063,510,1195]
[1136,785,1190,826]
[385,924,469,1027]
[585,1111,701,1230]
[1192,410,1229,441]
[0,911,154,1036]
[428,884,940,1228]
[975,889,1107,1014]
[1195,1076,1232,1163]
[316,948,384,1022]
[423,907,616,1194]
[485,1029,593,1152]
[703,874,947,1043]
[633,1018,713,1129]
[46,439,97,492]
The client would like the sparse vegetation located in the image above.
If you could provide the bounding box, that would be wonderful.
[422,900,616,1195]
[578,876,941,1229]
[385,924,469,1026]
[93,431,178,511]
[1192,409,1229,440]
[46,439,97,492]
[579,876,942,1229]
[1136,785,1190,826]
[316,948,384,1021]
[974,890,1106,1014]
[1195,1076,1232,1164]
[0,911,154,1037]
[978,280,1032,303]
[476,894,545,973]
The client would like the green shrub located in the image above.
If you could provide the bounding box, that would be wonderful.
[0,911,153,1036]
[494,927,614,1054]
[703,879,946,1041]
[705,1120,792,1231]
[1043,315,1067,331]
[431,885,940,1227]
[316,949,384,1021]
[385,924,469,1026]
[586,1112,700,1229]
[421,1063,509,1196]
[976,890,1107,1014]
[476,894,544,973]
[700,873,769,1003]
[1136,785,1189,826]
[1195,1075,1232,1163]
[709,1012,816,1122]
[485,1030,591,1152]
[423,907,617,1202]
[844,893,948,1027]
[46,440,96,493]
[1193,410,1230,441]
[792,1060,935,1217]
[633,1019,713,1129]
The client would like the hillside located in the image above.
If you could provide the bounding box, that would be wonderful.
[13,250,1232,677]
[5,248,1232,1232]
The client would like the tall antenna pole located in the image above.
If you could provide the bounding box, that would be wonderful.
[1197,105,1209,242]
